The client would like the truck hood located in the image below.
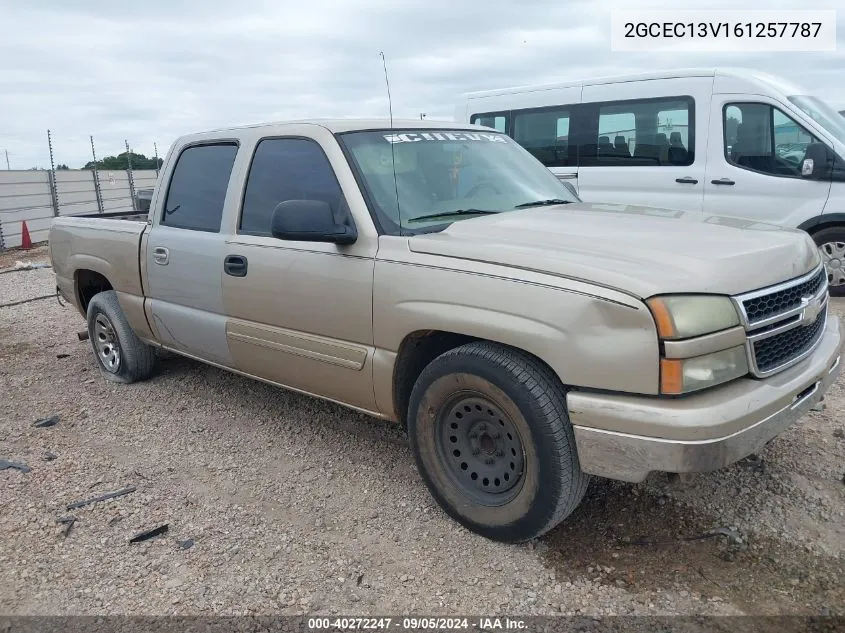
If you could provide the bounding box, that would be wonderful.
[407,202,821,299]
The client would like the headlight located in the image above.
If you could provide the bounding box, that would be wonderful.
[646,295,740,340]
[659,346,749,395]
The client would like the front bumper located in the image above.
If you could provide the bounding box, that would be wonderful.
[567,315,843,483]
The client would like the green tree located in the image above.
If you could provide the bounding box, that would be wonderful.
[83,152,162,171]
[56,163,69,170]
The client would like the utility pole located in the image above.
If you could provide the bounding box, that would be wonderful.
[4,149,9,170]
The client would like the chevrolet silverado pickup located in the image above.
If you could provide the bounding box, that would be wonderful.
[49,119,843,543]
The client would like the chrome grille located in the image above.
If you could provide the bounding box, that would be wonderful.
[741,267,826,326]
[752,305,827,373]
[734,264,829,378]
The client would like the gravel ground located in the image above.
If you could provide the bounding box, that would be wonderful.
[0,247,843,616]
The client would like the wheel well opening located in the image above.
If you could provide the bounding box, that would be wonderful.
[392,330,477,427]
[76,270,113,313]
[806,222,845,242]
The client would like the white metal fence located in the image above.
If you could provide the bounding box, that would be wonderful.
[0,169,158,249]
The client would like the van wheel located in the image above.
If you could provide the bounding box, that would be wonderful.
[812,226,845,296]
[86,290,156,383]
[407,341,589,543]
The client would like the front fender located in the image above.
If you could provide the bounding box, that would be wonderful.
[373,259,661,399]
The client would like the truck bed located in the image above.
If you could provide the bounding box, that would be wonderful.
[50,214,149,310]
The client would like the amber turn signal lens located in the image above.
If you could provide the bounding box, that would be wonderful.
[660,358,683,395]
[646,297,676,339]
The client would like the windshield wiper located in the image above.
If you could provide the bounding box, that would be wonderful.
[514,198,573,209]
[407,209,499,224]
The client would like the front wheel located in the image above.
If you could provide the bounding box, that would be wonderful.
[407,342,589,542]
[812,226,845,297]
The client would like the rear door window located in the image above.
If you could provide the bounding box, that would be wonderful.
[162,143,238,232]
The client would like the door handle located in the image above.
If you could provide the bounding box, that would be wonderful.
[711,178,735,186]
[675,177,699,184]
[153,247,169,265]
[224,254,248,277]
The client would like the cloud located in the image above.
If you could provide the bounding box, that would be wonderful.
[0,0,843,168]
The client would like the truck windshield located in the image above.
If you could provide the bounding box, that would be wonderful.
[788,95,845,146]
[338,129,578,234]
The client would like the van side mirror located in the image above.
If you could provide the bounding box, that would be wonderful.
[801,143,832,180]
[270,200,357,245]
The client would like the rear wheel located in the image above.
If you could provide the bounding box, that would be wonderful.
[86,290,156,383]
[811,226,845,297]
[407,341,589,542]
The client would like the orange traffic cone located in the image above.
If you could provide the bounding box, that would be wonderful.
[21,220,31,250]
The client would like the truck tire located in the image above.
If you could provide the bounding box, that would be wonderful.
[86,290,156,384]
[407,341,589,543]
[811,226,845,297]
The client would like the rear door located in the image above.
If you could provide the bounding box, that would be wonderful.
[576,78,712,212]
[144,141,240,365]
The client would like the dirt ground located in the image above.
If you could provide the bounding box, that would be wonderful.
[0,247,843,616]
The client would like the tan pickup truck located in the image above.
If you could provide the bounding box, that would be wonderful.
[49,119,842,542]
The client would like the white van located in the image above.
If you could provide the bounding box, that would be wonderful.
[455,68,845,292]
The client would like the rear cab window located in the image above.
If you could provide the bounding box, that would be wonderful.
[162,143,238,232]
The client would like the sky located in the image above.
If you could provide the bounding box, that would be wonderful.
[1,0,843,169]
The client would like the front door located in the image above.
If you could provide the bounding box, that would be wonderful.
[702,96,831,227]
[220,136,378,412]
[145,142,239,366]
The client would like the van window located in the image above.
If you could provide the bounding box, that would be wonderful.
[511,107,574,167]
[724,103,820,178]
[239,137,347,236]
[162,143,238,232]
[582,97,694,167]
[471,113,508,133]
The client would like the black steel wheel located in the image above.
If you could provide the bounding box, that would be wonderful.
[437,394,525,506]
[408,341,589,543]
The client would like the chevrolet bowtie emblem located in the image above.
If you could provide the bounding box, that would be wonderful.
[801,295,822,324]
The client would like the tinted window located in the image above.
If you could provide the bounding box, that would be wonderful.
[240,138,346,236]
[470,112,508,133]
[584,97,694,167]
[162,143,238,232]
[724,103,820,177]
[512,107,573,167]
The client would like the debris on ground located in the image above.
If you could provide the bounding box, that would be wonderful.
[13,261,51,271]
[0,459,31,473]
[56,516,77,537]
[66,486,137,510]
[56,353,70,359]
[77,330,89,341]
[629,526,743,547]
[177,538,194,550]
[739,453,765,472]
[33,415,59,428]
[129,524,169,544]
[833,428,844,439]
[108,516,124,526]
[41,451,57,461]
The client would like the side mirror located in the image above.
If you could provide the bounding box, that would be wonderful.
[270,200,357,245]
[801,143,832,180]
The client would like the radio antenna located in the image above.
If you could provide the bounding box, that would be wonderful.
[379,50,401,229]
[379,51,394,129]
